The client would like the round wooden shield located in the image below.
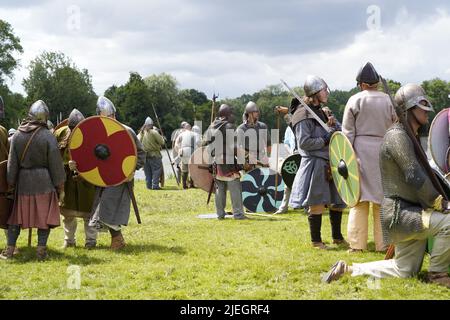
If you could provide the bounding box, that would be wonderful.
[446,147,450,173]
[0,160,13,229]
[329,131,360,207]
[241,168,285,213]
[188,146,214,192]
[281,154,301,189]
[54,118,69,132]
[69,116,137,187]
[429,108,450,173]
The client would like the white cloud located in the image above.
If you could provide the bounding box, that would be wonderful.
[2,2,450,100]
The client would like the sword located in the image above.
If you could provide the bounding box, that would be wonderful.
[127,182,141,224]
[280,79,332,133]
[206,179,215,205]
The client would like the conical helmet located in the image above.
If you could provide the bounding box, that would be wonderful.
[96,96,116,117]
[28,100,49,122]
[356,62,380,85]
[68,108,85,129]
[144,116,153,126]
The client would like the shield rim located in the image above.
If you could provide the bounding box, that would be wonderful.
[428,108,449,173]
[68,116,138,187]
[54,118,69,132]
[329,131,361,207]
[188,146,214,193]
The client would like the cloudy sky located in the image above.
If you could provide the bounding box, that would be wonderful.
[1,0,450,99]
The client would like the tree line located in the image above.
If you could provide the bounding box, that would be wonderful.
[1,19,450,142]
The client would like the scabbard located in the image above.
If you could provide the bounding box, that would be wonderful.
[127,182,141,224]
[207,179,215,205]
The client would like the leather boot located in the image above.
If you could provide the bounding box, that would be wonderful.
[329,210,346,244]
[110,232,126,250]
[182,172,188,189]
[0,246,16,260]
[62,240,76,249]
[427,272,450,289]
[309,214,328,249]
[36,246,48,261]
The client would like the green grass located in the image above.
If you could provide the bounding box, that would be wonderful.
[0,179,448,300]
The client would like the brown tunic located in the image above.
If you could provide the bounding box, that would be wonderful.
[7,121,66,229]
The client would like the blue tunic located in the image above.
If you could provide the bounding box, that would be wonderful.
[289,117,345,209]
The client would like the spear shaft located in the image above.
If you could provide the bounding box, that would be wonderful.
[151,104,180,186]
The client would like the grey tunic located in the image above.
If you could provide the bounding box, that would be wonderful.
[90,125,146,227]
[379,123,439,245]
[8,122,65,195]
[236,121,271,162]
[289,116,344,209]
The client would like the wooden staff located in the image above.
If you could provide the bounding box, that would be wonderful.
[127,182,141,224]
[210,93,219,124]
[151,104,180,187]
[274,111,280,212]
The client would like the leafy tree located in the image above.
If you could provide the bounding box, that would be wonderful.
[22,51,97,123]
[144,73,184,141]
[421,78,450,114]
[179,88,211,131]
[0,83,26,129]
[105,72,153,131]
[381,79,402,95]
[0,20,23,83]
[0,20,24,128]
[179,89,208,106]
[328,87,359,122]
[104,73,213,140]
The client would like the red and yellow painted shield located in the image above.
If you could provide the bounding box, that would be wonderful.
[69,116,137,187]
[54,118,69,132]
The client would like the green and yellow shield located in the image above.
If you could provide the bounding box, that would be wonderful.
[329,132,360,207]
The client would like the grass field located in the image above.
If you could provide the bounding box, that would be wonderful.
[0,179,448,300]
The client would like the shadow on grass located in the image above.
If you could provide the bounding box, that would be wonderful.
[93,243,187,255]
[245,216,291,222]
[323,246,351,252]
[197,212,291,222]
[147,186,182,191]
[6,247,105,265]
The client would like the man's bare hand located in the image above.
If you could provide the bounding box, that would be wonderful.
[274,106,289,114]
[327,116,337,127]
[68,160,78,172]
